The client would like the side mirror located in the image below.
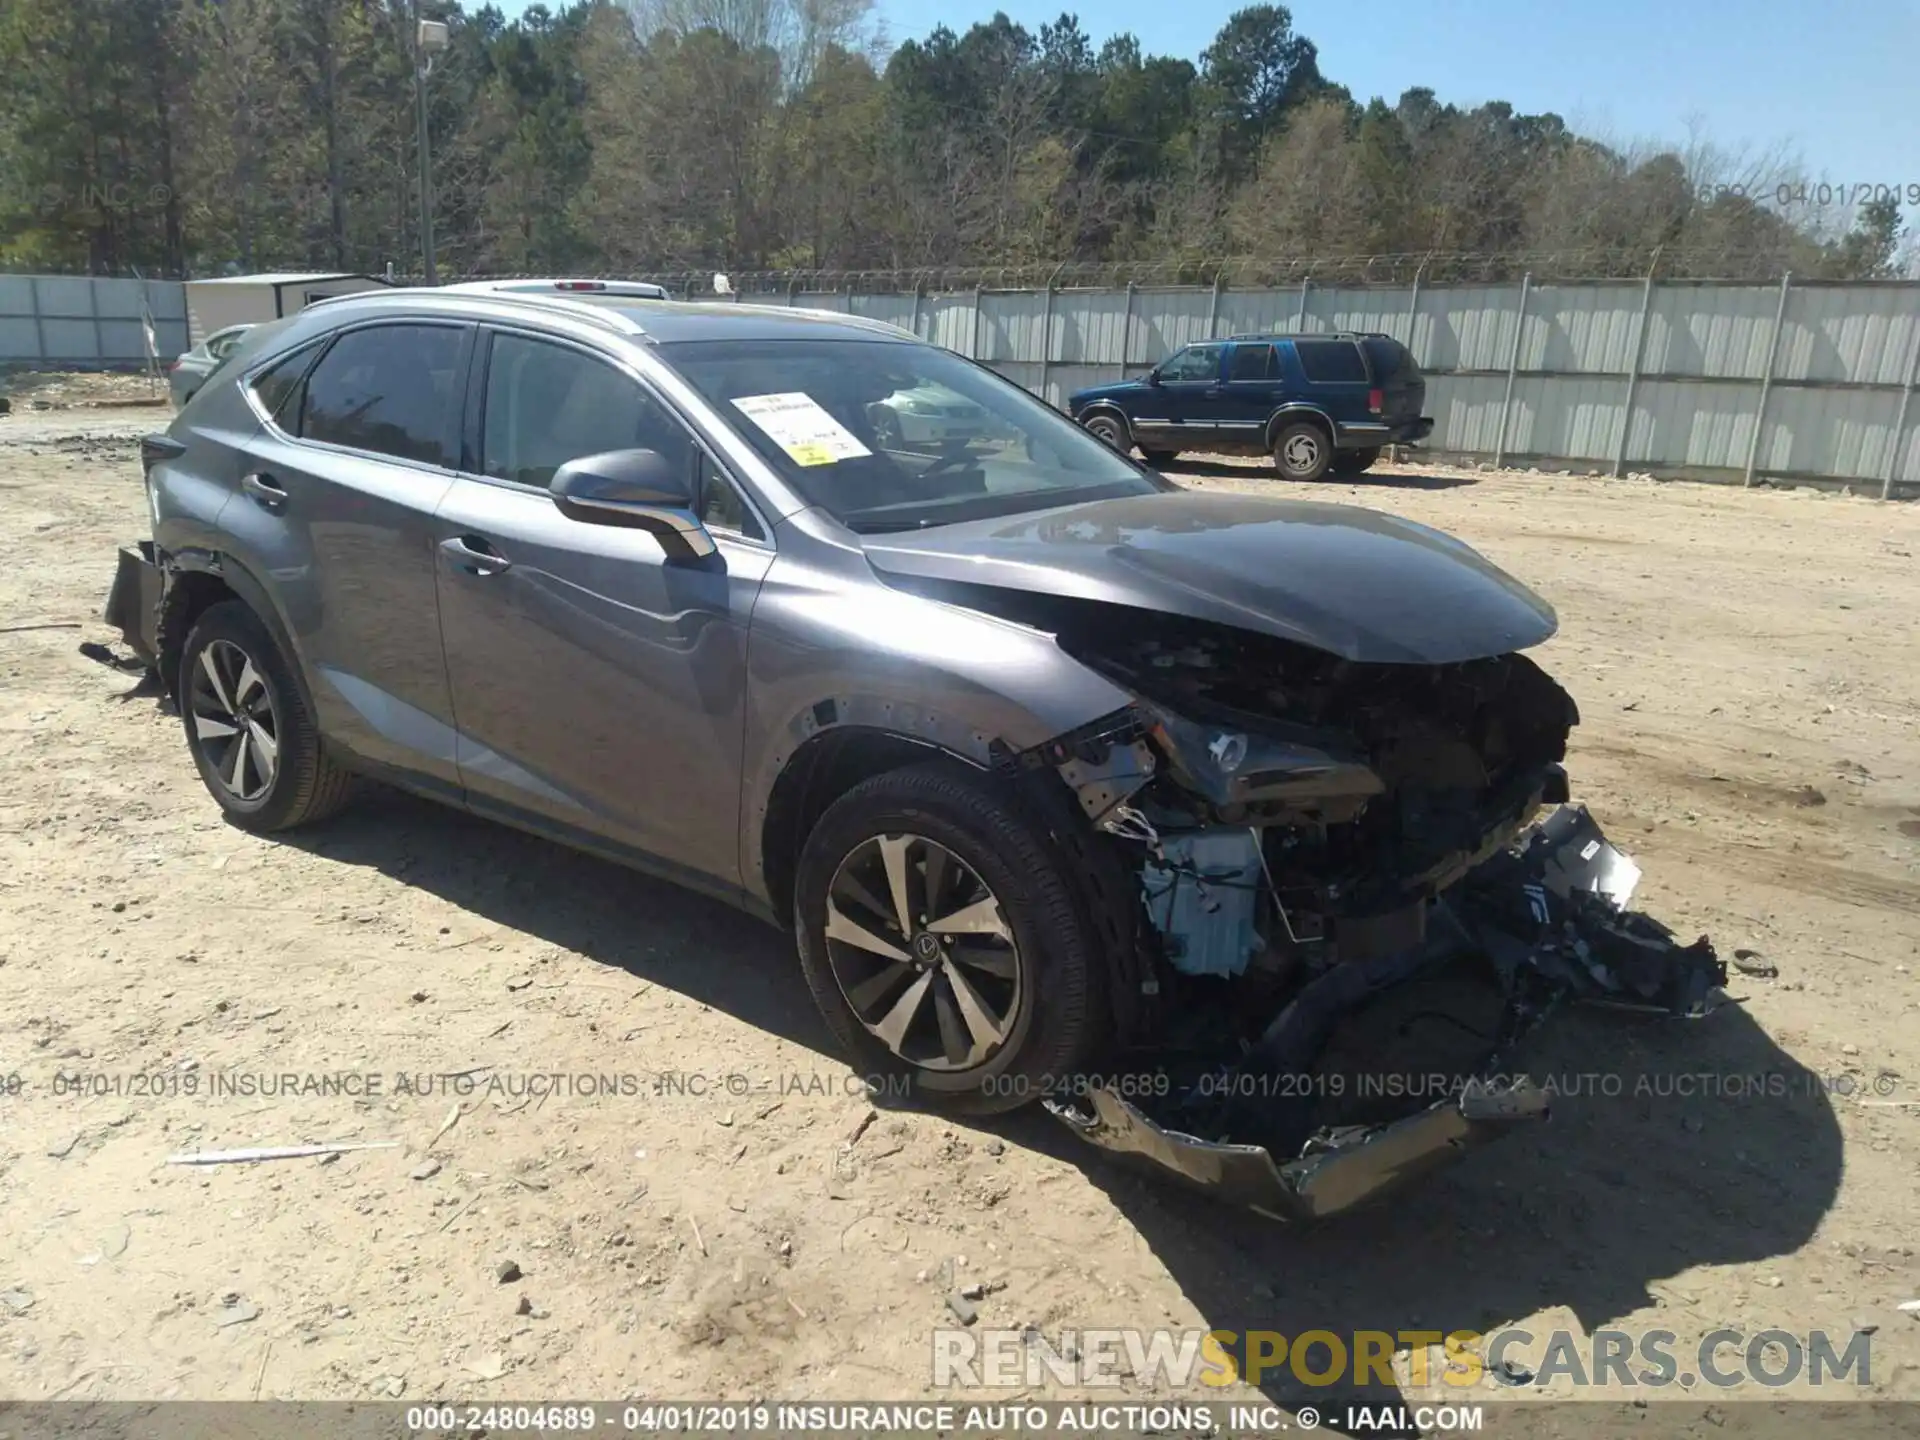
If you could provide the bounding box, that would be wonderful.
[549,448,716,561]
[1145,368,1163,386]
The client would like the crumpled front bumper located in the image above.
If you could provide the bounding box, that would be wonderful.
[1048,807,1724,1218]
[1052,1076,1550,1221]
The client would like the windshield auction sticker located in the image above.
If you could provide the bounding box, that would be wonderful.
[731,392,872,466]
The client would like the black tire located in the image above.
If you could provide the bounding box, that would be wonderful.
[793,762,1105,1114]
[1330,447,1380,477]
[1081,411,1129,452]
[1139,448,1178,467]
[179,600,354,832]
[1271,420,1332,481]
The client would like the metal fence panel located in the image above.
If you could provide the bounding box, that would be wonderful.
[1626,379,1760,471]
[923,293,976,355]
[1046,364,1113,406]
[35,277,96,319]
[1778,285,1919,385]
[1310,286,1418,343]
[792,291,851,314]
[0,274,187,364]
[1216,289,1301,337]
[1055,289,1131,366]
[1523,284,1643,374]
[1421,286,1524,372]
[1643,285,1779,379]
[3,272,1916,493]
[981,291,1047,364]
[1426,374,1510,453]
[1761,385,1908,481]
[1502,375,1626,462]
[989,361,1045,396]
[847,293,917,329]
[40,320,100,361]
[1132,288,1216,358]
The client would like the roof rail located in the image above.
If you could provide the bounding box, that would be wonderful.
[301,286,644,336]
[1225,329,1389,341]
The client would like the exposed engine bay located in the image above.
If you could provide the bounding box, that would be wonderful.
[1005,608,1726,1219]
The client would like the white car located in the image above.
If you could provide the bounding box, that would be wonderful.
[868,381,1007,448]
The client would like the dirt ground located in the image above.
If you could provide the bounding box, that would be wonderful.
[1,412,1917,1420]
[0,370,170,410]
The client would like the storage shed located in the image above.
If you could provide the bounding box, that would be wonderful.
[183,273,391,346]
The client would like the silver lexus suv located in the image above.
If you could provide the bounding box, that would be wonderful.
[105,286,1722,1216]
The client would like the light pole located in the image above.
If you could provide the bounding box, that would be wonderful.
[413,13,449,285]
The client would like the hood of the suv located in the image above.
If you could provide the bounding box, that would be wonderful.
[860,491,1557,665]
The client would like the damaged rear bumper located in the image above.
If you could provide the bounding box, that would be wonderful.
[1048,807,1724,1217]
[104,540,164,668]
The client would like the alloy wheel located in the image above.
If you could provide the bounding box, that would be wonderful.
[1085,415,1125,449]
[823,833,1022,1072]
[187,638,280,802]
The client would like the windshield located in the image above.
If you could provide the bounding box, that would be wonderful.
[659,338,1167,532]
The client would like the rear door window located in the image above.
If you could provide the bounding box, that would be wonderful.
[249,340,325,430]
[1294,339,1369,384]
[300,324,466,467]
[1362,336,1420,382]
[1228,343,1277,381]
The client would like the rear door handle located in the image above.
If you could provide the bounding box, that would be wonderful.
[440,534,512,576]
[239,472,288,511]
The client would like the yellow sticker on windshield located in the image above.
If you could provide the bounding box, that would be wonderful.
[731,392,871,467]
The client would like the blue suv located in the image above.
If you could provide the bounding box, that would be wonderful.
[1067,332,1433,481]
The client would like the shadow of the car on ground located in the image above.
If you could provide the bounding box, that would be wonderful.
[1005,1000,1843,1433]
[264,786,1841,1436]
[1160,458,1480,492]
[275,784,838,1057]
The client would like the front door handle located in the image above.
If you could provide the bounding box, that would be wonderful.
[240,472,288,511]
[439,535,512,576]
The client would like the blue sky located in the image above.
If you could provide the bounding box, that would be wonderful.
[873,0,1917,191]
[501,0,1918,211]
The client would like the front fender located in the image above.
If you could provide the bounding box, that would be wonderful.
[1075,400,1135,440]
[738,518,1135,906]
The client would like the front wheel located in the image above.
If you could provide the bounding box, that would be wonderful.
[793,763,1105,1113]
[1272,421,1332,481]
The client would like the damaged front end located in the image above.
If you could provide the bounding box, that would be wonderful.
[1012,613,1724,1219]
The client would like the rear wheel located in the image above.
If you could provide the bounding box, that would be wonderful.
[1272,421,1332,481]
[793,763,1104,1113]
[1331,447,1381,477]
[1081,412,1129,452]
[179,600,354,832]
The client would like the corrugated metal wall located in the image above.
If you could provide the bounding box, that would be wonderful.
[6,272,1916,492]
[748,275,1920,493]
[0,275,188,366]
